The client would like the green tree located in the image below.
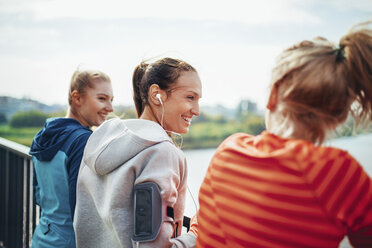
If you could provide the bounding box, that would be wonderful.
[242,114,266,135]
[10,110,49,127]
[192,112,212,124]
[112,106,137,119]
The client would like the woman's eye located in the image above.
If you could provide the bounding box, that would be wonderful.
[187,96,194,100]
[99,97,106,101]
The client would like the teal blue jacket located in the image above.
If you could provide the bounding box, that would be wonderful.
[29,118,91,248]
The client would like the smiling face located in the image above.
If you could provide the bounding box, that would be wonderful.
[77,79,114,128]
[161,71,202,134]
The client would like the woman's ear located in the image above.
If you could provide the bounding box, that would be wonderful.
[266,83,279,110]
[149,84,164,106]
[71,90,82,107]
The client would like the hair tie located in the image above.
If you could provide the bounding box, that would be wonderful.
[333,45,346,62]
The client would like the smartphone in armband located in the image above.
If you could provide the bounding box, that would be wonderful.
[132,182,162,242]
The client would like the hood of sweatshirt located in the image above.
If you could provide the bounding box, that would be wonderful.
[83,118,173,176]
[29,118,90,161]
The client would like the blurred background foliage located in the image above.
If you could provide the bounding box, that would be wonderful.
[0,97,371,149]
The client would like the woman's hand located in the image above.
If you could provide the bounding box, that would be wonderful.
[188,213,198,237]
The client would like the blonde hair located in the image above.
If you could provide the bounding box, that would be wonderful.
[68,70,111,105]
[269,21,372,143]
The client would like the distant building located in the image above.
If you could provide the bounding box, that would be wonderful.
[236,99,258,117]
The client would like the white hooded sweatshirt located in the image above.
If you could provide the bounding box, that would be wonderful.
[73,118,196,248]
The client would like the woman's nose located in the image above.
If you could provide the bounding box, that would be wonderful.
[106,101,114,112]
[192,103,200,116]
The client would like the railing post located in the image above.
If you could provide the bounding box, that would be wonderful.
[28,160,35,248]
[0,137,37,248]
[23,159,31,248]
[4,150,9,248]
[0,148,10,248]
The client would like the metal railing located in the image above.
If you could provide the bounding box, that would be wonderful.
[0,137,39,248]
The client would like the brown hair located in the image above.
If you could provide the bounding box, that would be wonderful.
[68,70,111,105]
[270,21,372,143]
[132,57,196,117]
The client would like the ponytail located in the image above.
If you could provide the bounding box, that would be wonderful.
[132,62,148,117]
[267,20,372,143]
[340,21,372,123]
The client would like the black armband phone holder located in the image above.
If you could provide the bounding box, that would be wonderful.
[132,182,162,242]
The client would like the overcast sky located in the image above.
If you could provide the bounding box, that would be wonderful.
[0,0,371,110]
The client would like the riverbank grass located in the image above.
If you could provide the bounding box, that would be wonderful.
[0,125,40,146]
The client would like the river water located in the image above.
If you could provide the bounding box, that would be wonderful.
[182,133,372,247]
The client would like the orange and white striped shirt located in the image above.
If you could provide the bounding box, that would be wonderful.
[196,131,372,248]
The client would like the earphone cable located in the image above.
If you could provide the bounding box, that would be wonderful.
[187,185,198,214]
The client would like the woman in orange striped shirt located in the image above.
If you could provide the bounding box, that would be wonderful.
[196,21,372,248]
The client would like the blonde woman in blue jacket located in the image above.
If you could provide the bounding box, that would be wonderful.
[29,70,114,248]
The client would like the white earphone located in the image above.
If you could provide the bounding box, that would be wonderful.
[156,93,163,104]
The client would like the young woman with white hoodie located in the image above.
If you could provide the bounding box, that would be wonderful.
[74,57,202,248]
